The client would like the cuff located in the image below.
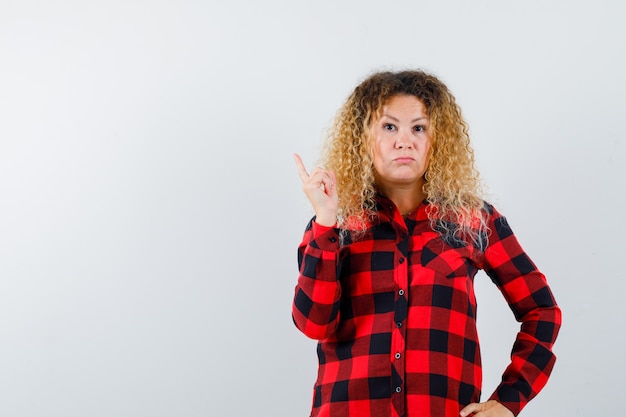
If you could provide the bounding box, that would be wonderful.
[311,221,340,251]
[488,385,524,416]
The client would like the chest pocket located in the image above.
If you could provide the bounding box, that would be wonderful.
[418,232,479,315]
[420,232,477,279]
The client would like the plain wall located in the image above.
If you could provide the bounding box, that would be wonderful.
[1,1,624,416]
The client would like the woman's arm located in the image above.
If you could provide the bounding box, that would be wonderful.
[480,204,562,416]
[292,219,343,340]
[292,154,343,339]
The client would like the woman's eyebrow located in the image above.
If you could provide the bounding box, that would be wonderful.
[381,114,428,123]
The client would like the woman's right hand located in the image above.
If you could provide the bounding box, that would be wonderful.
[294,153,338,227]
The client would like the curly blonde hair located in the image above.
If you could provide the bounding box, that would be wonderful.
[320,70,488,247]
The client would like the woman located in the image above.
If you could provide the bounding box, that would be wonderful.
[292,70,561,417]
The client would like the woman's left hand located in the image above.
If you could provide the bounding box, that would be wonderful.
[459,400,514,417]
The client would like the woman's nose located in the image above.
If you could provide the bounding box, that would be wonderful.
[395,132,413,149]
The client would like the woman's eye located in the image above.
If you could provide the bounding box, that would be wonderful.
[383,123,395,131]
[414,125,425,132]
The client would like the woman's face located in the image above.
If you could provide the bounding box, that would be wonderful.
[370,94,431,193]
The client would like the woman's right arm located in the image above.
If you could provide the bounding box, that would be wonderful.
[292,219,343,340]
[292,154,342,339]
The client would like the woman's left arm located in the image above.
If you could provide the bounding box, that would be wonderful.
[478,204,562,416]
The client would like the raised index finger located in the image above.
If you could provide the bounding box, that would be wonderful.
[293,153,310,182]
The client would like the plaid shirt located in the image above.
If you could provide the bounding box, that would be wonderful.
[293,196,561,417]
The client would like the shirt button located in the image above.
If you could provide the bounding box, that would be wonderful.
[396,322,402,328]
[398,289,405,296]
[399,257,405,264]
[329,237,337,243]
[395,353,401,359]
[395,387,402,393]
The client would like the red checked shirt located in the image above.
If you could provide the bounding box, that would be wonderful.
[292,196,561,417]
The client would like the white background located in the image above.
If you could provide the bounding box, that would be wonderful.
[1,1,624,416]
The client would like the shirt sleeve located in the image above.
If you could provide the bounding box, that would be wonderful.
[292,218,343,340]
[479,205,562,416]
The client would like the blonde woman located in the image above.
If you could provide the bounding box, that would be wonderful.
[293,70,561,417]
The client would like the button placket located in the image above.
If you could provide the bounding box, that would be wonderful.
[391,225,409,415]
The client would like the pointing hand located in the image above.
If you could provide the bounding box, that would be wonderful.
[294,153,338,227]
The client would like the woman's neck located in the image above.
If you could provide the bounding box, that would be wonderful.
[377,181,425,216]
